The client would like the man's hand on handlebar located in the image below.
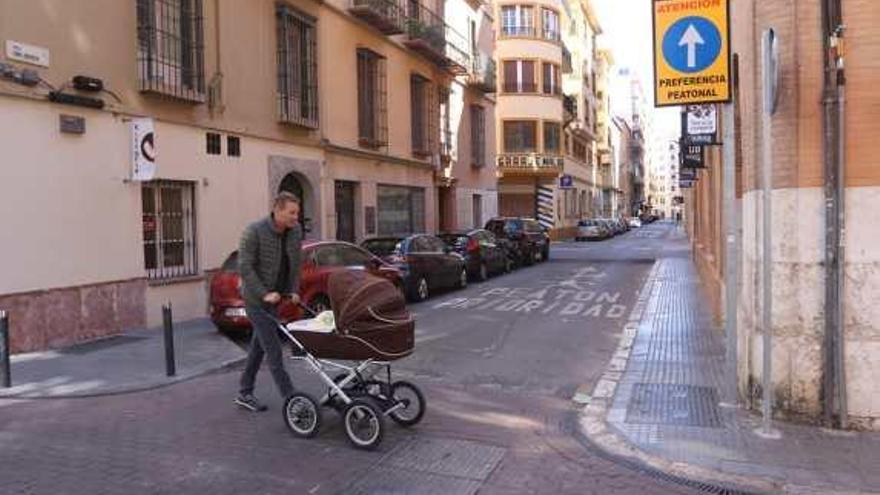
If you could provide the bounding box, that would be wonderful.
[262,292,300,305]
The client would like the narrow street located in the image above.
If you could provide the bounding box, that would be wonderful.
[0,223,707,495]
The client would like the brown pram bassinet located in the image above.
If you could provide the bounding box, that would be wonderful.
[289,270,415,360]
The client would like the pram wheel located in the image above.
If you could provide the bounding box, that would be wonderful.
[283,393,322,438]
[388,381,425,427]
[343,398,385,450]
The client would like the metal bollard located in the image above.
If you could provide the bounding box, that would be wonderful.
[1,310,10,388]
[162,303,176,377]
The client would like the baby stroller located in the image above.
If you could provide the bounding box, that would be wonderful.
[272,270,425,450]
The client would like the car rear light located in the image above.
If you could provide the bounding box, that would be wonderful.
[466,237,480,253]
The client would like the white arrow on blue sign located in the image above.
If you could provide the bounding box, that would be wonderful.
[662,16,722,73]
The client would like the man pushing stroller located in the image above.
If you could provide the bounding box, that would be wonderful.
[234,191,303,412]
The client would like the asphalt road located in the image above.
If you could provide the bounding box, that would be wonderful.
[0,222,700,495]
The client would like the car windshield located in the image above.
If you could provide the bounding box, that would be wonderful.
[578,220,593,227]
[438,234,468,249]
[221,252,238,272]
[362,238,402,257]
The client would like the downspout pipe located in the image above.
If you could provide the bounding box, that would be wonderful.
[820,0,847,429]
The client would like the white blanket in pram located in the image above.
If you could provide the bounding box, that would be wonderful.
[285,310,336,334]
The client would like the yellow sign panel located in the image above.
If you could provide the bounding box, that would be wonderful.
[653,0,730,107]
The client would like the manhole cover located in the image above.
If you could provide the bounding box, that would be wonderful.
[382,437,507,481]
[625,383,722,427]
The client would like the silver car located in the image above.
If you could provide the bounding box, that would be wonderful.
[576,219,610,241]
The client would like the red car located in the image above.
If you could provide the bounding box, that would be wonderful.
[210,241,404,333]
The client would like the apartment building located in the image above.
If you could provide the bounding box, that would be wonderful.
[0,0,495,352]
[494,0,602,239]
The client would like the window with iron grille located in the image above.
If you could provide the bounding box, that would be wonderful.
[137,0,205,102]
[227,135,241,157]
[357,48,388,148]
[206,132,221,154]
[503,120,536,153]
[470,104,486,167]
[277,4,318,128]
[542,63,560,95]
[543,121,561,154]
[142,180,198,279]
[377,185,425,235]
[410,74,435,157]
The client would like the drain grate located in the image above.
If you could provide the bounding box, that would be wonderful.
[625,383,722,428]
[60,335,148,355]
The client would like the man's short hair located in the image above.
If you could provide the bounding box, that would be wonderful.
[273,191,301,210]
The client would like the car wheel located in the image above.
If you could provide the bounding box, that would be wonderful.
[458,268,468,289]
[412,277,429,302]
[478,262,489,281]
[504,257,514,273]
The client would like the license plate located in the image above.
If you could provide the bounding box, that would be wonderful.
[224,307,247,317]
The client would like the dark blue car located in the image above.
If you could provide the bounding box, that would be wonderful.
[438,230,513,281]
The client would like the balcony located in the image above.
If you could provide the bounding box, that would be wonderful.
[404,4,470,74]
[563,94,577,122]
[497,153,564,177]
[349,0,406,34]
[468,52,496,93]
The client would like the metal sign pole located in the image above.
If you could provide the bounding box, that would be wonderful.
[721,100,738,407]
[757,28,781,439]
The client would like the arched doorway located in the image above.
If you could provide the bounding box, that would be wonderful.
[278,173,311,235]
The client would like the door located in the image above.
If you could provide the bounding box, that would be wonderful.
[335,181,356,243]
[479,231,505,273]
[428,235,458,287]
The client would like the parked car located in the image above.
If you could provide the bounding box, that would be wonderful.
[598,219,619,237]
[576,219,610,241]
[361,234,467,302]
[627,217,642,228]
[438,229,513,281]
[210,241,404,333]
[484,217,550,266]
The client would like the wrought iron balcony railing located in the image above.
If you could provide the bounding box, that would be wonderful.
[468,51,496,93]
[349,0,406,34]
[404,3,470,74]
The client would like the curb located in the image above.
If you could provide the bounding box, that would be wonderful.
[575,261,782,495]
[0,357,246,400]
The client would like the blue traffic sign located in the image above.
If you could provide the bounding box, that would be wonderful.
[661,16,722,74]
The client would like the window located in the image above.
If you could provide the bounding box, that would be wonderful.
[502,60,536,93]
[137,0,205,101]
[357,48,388,148]
[206,132,221,155]
[142,180,198,279]
[439,87,451,158]
[541,9,560,41]
[377,185,426,235]
[277,4,318,128]
[410,74,436,157]
[573,139,587,161]
[470,105,486,167]
[500,5,535,37]
[542,63,560,95]
[543,122,561,154]
[503,121,537,153]
[227,135,240,157]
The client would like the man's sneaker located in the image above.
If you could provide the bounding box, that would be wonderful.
[234,394,268,412]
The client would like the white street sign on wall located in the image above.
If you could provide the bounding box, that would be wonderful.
[686,104,717,135]
[131,118,156,181]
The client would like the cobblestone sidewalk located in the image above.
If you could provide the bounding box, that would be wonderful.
[582,231,880,494]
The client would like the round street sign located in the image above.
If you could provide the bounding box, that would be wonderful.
[662,17,722,73]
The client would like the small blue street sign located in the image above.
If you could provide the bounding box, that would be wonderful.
[662,16,722,74]
[559,175,573,188]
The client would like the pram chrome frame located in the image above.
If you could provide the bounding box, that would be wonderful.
[271,310,405,416]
